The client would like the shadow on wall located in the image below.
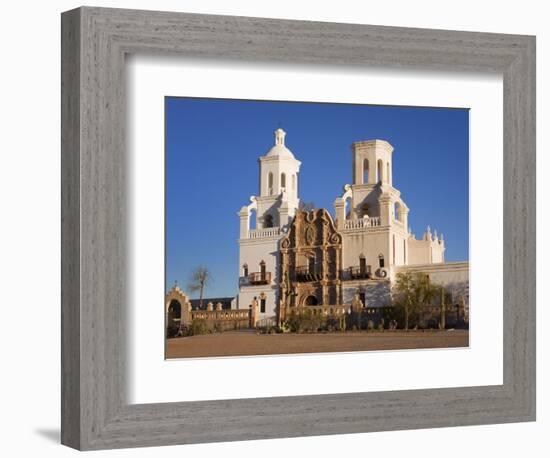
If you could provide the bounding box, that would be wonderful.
[343,282,391,307]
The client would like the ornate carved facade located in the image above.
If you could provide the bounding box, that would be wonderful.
[279,209,343,310]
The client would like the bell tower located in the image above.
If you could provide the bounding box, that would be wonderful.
[255,128,301,229]
[352,139,394,187]
[237,129,302,323]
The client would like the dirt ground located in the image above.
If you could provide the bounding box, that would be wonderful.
[166,329,469,359]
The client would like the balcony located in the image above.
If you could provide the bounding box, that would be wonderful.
[248,227,281,239]
[343,217,381,230]
[248,271,271,285]
[295,266,322,282]
[346,265,372,280]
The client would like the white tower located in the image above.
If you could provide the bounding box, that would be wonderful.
[256,128,301,229]
[237,129,301,322]
[333,139,410,293]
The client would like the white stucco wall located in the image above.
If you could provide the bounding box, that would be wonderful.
[394,262,469,306]
[407,237,446,265]
[341,229,390,272]
[238,237,281,320]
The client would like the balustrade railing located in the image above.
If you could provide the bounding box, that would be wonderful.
[248,227,281,239]
[347,265,372,279]
[286,304,351,316]
[343,217,381,230]
[294,266,323,282]
[190,309,251,320]
[248,271,271,285]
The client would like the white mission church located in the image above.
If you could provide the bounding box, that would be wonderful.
[236,128,469,325]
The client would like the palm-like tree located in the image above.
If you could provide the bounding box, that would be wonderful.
[187,266,211,309]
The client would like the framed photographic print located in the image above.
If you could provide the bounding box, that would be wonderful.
[164,97,471,359]
[61,6,535,450]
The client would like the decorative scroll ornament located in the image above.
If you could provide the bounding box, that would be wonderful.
[330,233,342,244]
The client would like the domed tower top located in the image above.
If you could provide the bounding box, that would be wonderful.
[265,128,296,159]
[259,128,301,199]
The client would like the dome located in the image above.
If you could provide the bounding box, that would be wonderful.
[265,128,296,158]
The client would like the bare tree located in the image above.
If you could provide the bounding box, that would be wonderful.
[187,266,211,309]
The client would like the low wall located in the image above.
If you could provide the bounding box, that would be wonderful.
[188,309,251,331]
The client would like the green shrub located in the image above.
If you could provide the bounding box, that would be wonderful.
[346,311,362,330]
[280,321,291,333]
[257,325,271,334]
[324,315,340,332]
[286,310,325,333]
[189,318,209,336]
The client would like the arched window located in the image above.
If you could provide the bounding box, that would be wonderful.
[359,254,367,275]
[260,260,266,280]
[268,172,274,195]
[363,159,370,184]
[263,214,274,228]
[304,295,318,306]
[308,255,316,275]
[242,264,248,277]
[378,253,385,268]
[393,202,403,223]
[394,201,402,222]
[345,196,353,220]
[260,297,266,313]
[249,208,257,230]
[377,159,384,183]
[280,173,286,189]
[360,203,369,218]
[292,174,296,191]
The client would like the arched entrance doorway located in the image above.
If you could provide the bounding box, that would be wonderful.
[304,295,319,306]
[167,299,182,337]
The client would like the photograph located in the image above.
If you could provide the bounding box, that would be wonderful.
[164,97,470,358]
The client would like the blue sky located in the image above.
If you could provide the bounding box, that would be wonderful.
[166,97,469,298]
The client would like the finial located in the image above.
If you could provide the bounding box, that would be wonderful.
[274,128,286,146]
[423,226,432,241]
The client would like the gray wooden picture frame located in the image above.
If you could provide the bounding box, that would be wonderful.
[61,6,536,451]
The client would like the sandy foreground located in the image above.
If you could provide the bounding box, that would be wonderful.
[166,329,469,359]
